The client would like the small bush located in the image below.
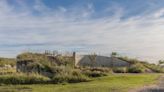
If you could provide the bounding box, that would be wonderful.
[90,67,111,73]
[128,63,146,73]
[113,67,127,73]
[52,70,89,83]
[52,74,89,83]
[83,70,107,77]
[80,67,108,77]
[56,56,74,66]
[80,67,112,73]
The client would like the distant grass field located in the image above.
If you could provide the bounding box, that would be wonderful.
[0,74,161,92]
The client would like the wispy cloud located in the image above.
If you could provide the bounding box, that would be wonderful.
[0,0,164,63]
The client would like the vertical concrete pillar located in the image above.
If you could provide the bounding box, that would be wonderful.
[73,52,76,68]
[111,56,114,68]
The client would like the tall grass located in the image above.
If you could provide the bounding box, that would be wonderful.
[127,63,146,73]
[113,67,127,73]
[52,66,90,83]
[80,67,109,77]
[0,73,50,84]
[0,57,16,67]
[0,68,16,75]
[143,63,164,73]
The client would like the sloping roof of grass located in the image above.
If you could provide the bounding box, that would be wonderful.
[17,52,52,66]
[117,57,143,64]
[17,52,74,67]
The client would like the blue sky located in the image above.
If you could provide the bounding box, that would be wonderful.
[0,0,164,63]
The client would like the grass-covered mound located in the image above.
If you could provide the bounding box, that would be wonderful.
[17,52,68,75]
[142,62,164,73]
[15,52,98,84]
[17,52,53,66]
[117,56,164,73]
[17,52,74,68]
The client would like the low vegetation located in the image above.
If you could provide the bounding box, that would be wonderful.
[0,74,161,92]
[113,67,127,73]
[127,63,146,73]
[52,70,89,83]
[85,71,107,77]
[0,73,50,84]
[17,52,53,66]
[80,67,111,77]
[143,63,164,73]
[112,64,147,73]
[118,56,164,73]
[0,68,16,75]
[0,57,16,67]
[0,58,16,74]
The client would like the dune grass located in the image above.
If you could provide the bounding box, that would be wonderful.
[0,73,161,92]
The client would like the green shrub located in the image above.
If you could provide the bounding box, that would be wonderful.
[17,52,54,66]
[90,67,111,73]
[79,67,109,77]
[52,70,89,83]
[80,67,112,73]
[83,70,107,77]
[56,56,74,66]
[113,67,127,73]
[117,57,139,64]
[128,63,146,73]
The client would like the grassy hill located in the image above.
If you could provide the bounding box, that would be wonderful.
[117,56,164,73]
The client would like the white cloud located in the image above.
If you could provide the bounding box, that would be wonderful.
[0,1,164,63]
[153,9,164,18]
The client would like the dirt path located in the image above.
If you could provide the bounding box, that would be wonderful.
[135,75,164,92]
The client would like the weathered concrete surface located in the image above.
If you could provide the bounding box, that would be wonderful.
[75,55,130,67]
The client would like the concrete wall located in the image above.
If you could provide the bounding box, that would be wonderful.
[75,55,130,67]
[16,60,35,73]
